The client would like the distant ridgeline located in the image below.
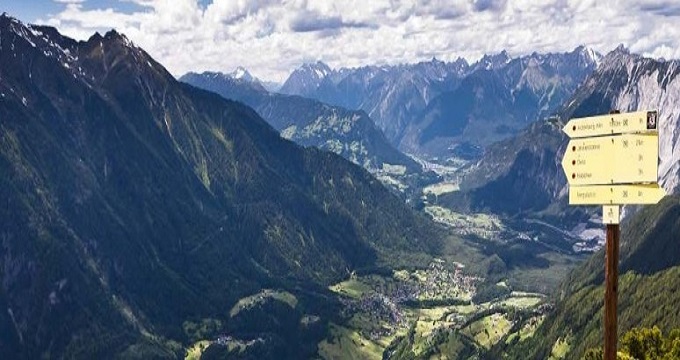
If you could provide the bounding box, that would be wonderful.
[278,48,599,158]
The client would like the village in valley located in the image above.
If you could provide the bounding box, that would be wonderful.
[320,258,549,359]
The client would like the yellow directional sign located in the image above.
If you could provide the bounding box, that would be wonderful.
[569,184,666,205]
[563,110,658,138]
[562,133,658,185]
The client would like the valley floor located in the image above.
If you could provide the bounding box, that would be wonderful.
[318,259,549,359]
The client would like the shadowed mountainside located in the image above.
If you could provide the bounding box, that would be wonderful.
[0,15,442,358]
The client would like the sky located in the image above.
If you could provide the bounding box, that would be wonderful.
[4,0,680,83]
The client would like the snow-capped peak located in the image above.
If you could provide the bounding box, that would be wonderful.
[0,14,84,79]
[475,50,512,70]
[279,61,334,95]
[301,61,332,79]
[585,47,601,65]
[613,44,630,54]
[573,45,603,67]
[230,66,253,81]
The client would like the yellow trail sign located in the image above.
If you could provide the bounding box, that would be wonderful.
[563,110,658,138]
[569,184,666,205]
[561,133,658,185]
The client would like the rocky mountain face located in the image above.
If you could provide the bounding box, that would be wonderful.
[280,59,468,147]
[450,47,680,219]
[406,47,600,156]
[279,48,598,157]
[279,61,333,96]
[576,47,680,193]
[0,15,440,358]
[444,120,569,216]
[179,71,421,174]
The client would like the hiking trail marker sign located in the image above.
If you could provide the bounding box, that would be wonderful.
[561,110,664,360]
[562,110,664,210]
[562,134,658,186]
[562,110,658,138]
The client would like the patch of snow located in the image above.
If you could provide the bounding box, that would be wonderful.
[26,25,43,38]
[232,66,247,79]
[314,68,325,78]
[49,291,58,305]
[121,34,133,47]
[20,31,37,48]
[586,47,601,67]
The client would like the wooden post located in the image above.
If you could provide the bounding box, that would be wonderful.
[604,223,620,360]
[604,110,621,360]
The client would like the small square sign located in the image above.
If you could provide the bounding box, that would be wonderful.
[603,205,620,224]
[647,111,658,130]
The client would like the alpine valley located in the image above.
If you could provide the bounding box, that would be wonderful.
[1,12,680,360]
[178,70,432,200]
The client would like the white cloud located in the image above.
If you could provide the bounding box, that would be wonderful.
[35,0,680,82]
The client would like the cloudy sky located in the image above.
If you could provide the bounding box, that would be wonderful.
[5,0,680,82]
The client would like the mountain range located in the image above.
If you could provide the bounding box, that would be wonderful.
[0,14,442,358]
[279,47,600,158]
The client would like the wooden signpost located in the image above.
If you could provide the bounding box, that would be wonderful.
[562,110,664,360]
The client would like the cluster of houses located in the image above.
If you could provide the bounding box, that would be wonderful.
[415,260,481,301]
[339,292,407,340]
[339,260,484,340]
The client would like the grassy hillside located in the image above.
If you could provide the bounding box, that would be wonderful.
[503,196,680,359]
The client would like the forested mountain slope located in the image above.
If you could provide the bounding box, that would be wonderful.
[0,15,441,358]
